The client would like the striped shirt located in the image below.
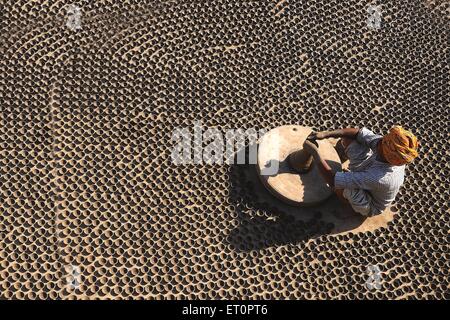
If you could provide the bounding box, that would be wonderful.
[334,128,405,215]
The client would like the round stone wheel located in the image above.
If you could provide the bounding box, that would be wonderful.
[256,125,342,206]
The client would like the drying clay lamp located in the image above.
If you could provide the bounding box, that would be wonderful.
[256,125,342,206]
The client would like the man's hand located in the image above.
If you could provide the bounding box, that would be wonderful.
[307,131,330,141]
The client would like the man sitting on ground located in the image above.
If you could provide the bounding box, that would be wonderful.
[303,126,419,218]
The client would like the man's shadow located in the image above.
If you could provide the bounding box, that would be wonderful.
[226,143,366,252]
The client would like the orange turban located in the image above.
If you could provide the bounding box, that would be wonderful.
[381,126,419,166]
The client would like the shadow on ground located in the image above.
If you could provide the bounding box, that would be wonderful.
[226,144,367,252]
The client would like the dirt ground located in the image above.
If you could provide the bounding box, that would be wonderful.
[0,0,448,299]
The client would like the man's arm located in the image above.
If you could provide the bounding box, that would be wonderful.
[303,140,336,187]
[308,128,360,141]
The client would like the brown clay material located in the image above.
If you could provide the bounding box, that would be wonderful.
[288,148,313,174]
